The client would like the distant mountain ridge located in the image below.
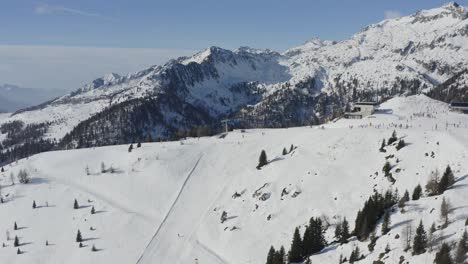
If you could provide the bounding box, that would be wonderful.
[0,84,65,112]
[1,2,468,162]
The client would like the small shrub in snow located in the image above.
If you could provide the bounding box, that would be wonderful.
[74,199,79,210]
[32,200,36,209]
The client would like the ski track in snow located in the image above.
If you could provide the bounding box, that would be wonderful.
[135,154,204,264]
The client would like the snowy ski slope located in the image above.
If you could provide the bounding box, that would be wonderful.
[0,95,467,264]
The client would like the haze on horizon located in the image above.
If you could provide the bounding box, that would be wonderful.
[1,0,467,91]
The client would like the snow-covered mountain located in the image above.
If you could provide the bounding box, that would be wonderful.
[1,95,467,264]
[0,84,65,113]
[1,2,468,162]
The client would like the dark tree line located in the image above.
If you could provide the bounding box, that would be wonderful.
[354,189,398,240]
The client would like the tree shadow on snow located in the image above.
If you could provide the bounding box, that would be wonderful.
[268,157,285,165]
[82,237,99,242]
[435,232,455,244]
[455,174,468,183]
[19,242,33,246]
[93,210,107,214]
[390,219,413,230]
[79,205,92,209]
[28,177,49,185]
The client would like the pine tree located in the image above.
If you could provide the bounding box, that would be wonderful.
[403,190,410,202]
[76,229,82,243]
[14,221,18,230]
[14,235,19,247]
[79,242,83,248]
[439,165,455,194]
[17,248,21,254]
[128,144,133,153]
[455,230,468,264]
[381,211,391,235]
[91,206,95,214]
[413,220,427,255]
[290,144,294,153]
[257,150,268,169]
[92,244,97,252]
[32,200,36,209]
[444,165,455,186]
[137,142,142,148]
[341,217,350,243]
[434,243,453,264]
[334,221,342,241]
[288,227,303,263]
[266,246,275,264]
[302,225,312,257]
[74,199,79,209]
[276,246,285,264]
[282,148,287,155]
[412,184,422,200]
[1,167,3,172]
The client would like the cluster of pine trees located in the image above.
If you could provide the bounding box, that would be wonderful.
[354,189,398,240]
[266,217,326,264]
[425,165,455,196]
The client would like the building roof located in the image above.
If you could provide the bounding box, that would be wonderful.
[450,102,468,108]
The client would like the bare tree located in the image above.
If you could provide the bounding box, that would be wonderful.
[10,172,15,185]
[425,169,440,196]
[428,222,437,252]
[402,222,413,251]
[440,197,451,228]
[17,169,30,184]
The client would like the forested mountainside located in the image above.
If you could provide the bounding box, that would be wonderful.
[1,2,468,163]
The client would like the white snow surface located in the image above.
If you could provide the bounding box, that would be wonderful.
[1,95,468,264]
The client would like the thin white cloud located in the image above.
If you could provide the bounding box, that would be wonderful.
[34,3,106,19]
[384,10,402,20]
[0,45,195,90]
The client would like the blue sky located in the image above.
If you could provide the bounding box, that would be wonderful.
[0,0,467,90]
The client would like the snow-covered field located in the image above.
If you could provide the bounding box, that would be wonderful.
[0,95,467,264]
